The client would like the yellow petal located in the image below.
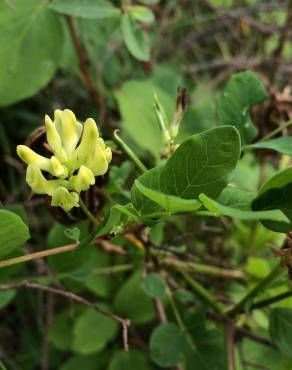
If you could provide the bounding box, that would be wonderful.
[69,165,95,193]
[54,109,83,156]
[69,118,99,170]
[51,187,79,212]
[45,115,68,163]
[26,165,67,195]
[86,144,111,176]
[17,145,51,172]
[50,156,68,178]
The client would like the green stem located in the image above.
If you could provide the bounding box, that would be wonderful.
[260,119,292,141]
[0,243,78,269]
[163,257,244,280]
[79,197,99,227]
[180,271,224,314]
[226,264,283,317]
[251,289,292,310]
[114,130,148,173]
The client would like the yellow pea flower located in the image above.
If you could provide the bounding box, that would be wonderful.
[17,109,112,212]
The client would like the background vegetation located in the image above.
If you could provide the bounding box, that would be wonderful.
[1,0,292,369]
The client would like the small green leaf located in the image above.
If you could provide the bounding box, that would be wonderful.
[217,71,268,145]
[269,308,292,357]
[246,137,292,156]
[150,323,186,367]
[49,0,121,19]
[64,227,80,243]
[252,167,292,232]
[128,6,155,24]
[0,209,30,257]
[72,308,118,354]
[121,13,150,61]
[143,273,166,299]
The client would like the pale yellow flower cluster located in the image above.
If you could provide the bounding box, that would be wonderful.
[17,109,112,212]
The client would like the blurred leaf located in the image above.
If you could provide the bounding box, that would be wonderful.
[128,6,155,24]
[139,0,160,3]
[61,354,103,370]
[49,0,121,19]
[150,323,186,367]
[143,273,166,299]
[64,227,81,243]
[269,308,292,357]
[115,79,174,158]
[131,126,241,218]
[121,13,150,61]
[108,349,151,370]
[0,290,16,309]
[245,257,270,279]
[72,308,118,354]
[0,0,63,106]
[216,187,256,210]
[49,309,74,350]
[246,137,292,156]
[114,270,155,325]
[0,209,30,257]
[217,71,268,145]
[252,168,292,232]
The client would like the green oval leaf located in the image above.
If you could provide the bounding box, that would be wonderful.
[128,5,155,24]
[217,71,268,145]
[0,0,63,106]
[143,273,166,299]
[269,308,292,357]
[121,13,151,61]
[150,323,186,367]
[0,210,30,257]
[49,0,121,19]
[131,126,241,218]
[246,137,292,156]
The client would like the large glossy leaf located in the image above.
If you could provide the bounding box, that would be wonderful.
[269,308,292,357]
[49,0,121,19]
[217,71,268,145]
[246,137,292,156]
[121,13,150,61]
[131,126,241,218]
[252,168,292,232]
[0,210,30,258]
[0,0,63,106]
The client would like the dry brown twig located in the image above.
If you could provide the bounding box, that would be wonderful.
[0,281,130,351]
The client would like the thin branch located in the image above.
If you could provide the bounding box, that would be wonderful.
[226,320,236,370]
[0,281,130,351]
[65,16,106,121]
[251,290,292,310]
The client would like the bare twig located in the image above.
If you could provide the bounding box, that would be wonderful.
[226,320,236,370]
[0,281,130,351]
[65,16,106,122]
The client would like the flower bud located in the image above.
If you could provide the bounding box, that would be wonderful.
[69,165,95,193]
[51,187,79,212]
